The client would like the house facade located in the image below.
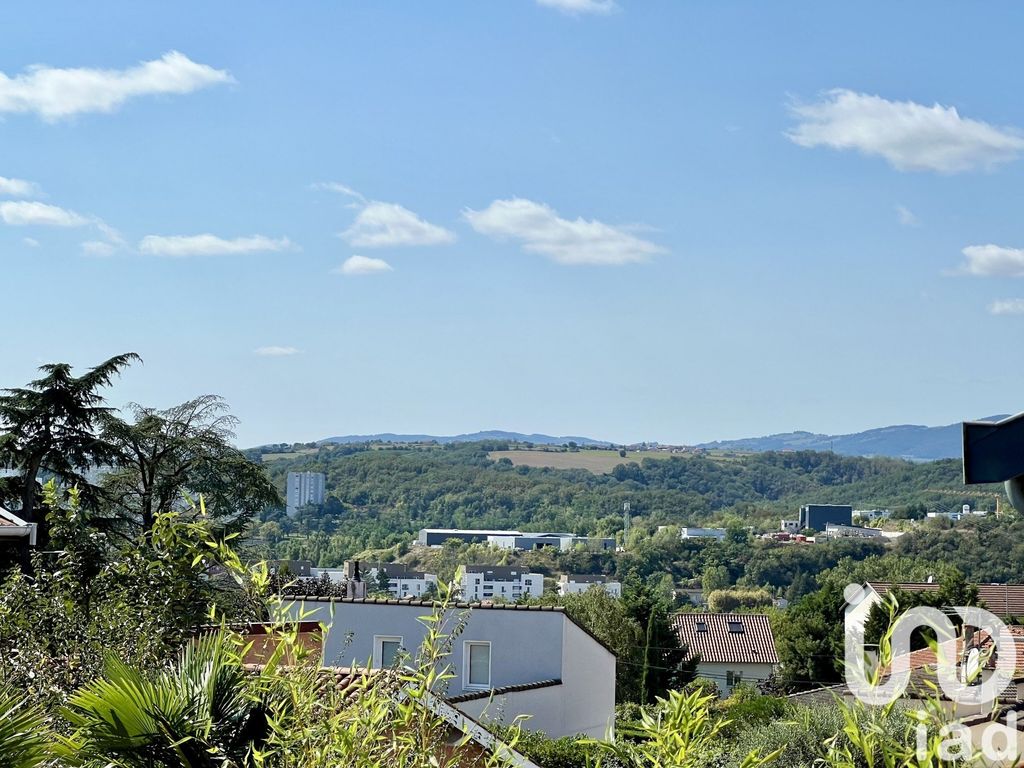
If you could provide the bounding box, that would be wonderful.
[284,597,616,739]
[557,574,621,598]
[671,613,779,697]
[364,563,439,598]
[457,565,544,602]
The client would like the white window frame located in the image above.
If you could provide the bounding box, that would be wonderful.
[373,635,403,669]
[463,641,492,690]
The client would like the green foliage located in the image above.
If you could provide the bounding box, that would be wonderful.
[706,588,772,613]
[0,684,50,768]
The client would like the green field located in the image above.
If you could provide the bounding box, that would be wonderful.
[488,448,690,473]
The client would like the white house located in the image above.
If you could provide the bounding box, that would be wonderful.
[679,527,726,541]
[0,507,37,546]
[284,596,616,739]
[671,613,779,697]
[457,565,544,602]
[364,563,439,598]
[557,574,622,598]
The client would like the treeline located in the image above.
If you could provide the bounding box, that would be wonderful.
[254,441,1000,567]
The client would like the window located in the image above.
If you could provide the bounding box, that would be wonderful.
[464,641,491,689]
[695,621,707,633]
[373,636,403,668]
[726,671,743,687]
[727,620,745,634]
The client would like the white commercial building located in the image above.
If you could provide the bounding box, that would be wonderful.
[557,574,621,598]
[457,565,544,602]
[286,471,325,516]
[363,563,439,598]
[680,527,726,541]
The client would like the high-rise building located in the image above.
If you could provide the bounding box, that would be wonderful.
[286,471,325,516]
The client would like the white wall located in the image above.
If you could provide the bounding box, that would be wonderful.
[696,661,776,698]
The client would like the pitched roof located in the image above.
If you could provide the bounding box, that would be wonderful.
[866,582,1024,617]
[447,679,562,704]
[671,613,779,665]
[288,595,617,657]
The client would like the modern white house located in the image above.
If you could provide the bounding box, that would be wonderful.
[456,565,544,602]
[286,471,325,516]
[557,574,621,598]
[283,596,617,739]
[363,563,439,598]
[679,527,726,541]
[671,613,779,697]
[844,581,1024,637]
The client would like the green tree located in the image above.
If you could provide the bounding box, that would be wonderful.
[701,564,730,600]
[624,582,697,703]
[0,353,138,546]
[100,395,280,533]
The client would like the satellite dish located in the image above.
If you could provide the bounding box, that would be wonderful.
[961,644,982,685]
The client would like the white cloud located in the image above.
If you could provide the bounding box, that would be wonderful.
[336,255,393,275]
[958,244,1024,277]
[536,0,617,15]
[341,201,455,248]
[312,181,366,202]
[22,237,39,247]
[463,197,665,266]
[0,200,88,226]
[254,346,301,356]
[787,89,1024,172]
[896,205,920,227]
[138,234,294,257]
[0,51,233,121]
[989,299,1024,315]
[0,176,40,197]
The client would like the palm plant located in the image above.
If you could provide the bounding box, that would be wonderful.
[59,631,269,768]
[0,683,50,768]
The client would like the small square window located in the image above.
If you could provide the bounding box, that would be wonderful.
[373,635,403,668]
[728,621,745,634]
[695,621,708,633]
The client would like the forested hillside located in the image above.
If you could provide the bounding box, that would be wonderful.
[251,441,1002,566]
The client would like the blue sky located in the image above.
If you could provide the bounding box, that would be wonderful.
[3,2,1024,446]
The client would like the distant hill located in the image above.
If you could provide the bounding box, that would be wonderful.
[318,430,610,447]
[698,415,1011,461]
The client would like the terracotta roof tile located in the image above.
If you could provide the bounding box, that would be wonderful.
[671,613,779,665]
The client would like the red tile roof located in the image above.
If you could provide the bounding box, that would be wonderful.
[671,613,779,665]
[867,582,1024,617]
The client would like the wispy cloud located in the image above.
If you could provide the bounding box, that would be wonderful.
[254,346,301,356]
[989,299,1024,315]
[0,200,88,226]
[138,234,294,257]
[335,254,394,275]
[896,205,920,227]
[463,197,665,266]
[0,51,233,121]
[341,201,455,248]
[787,89,1024,173]
[957,244,1024,277]
[0,176,41,197]
[22,237,39,247]
[536,0,617,15]
[312,181,366,203]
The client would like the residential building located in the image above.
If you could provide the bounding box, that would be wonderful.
[671,613,779,697]
[268,559,313,577]
[0,507,37,547]
[557,574,622,598]
[286,471,325,516]
[284,597,616,739]
[677,585,707,606]
[799,504,852,531]
[780,519,800,533]
[235,621,541,768]
[845,581,1024,637]
[853,509,892,521]
[457,565,544,602]
[679,527,726,541]
[363,563,439,598]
